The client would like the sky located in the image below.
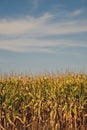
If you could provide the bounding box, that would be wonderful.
[0,0,87,74]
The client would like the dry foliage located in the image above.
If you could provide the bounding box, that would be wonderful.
[0,72,87,130]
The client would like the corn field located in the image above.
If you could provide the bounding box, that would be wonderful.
[0,72,87,130]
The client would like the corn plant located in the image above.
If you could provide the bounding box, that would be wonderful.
[0,72,87,130]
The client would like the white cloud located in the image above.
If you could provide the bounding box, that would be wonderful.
[0,13,54,35]
[0,38,87,53]
[0,9,87,53]
[0,11,87,36]
[67,9,83,17]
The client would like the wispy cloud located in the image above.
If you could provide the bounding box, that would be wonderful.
[0,13,54,35]
[0,38,87,53]
[0,9,87,53]
[0,11,87,36]
[67,9,84,17]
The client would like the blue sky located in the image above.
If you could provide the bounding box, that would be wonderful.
[0,0,87,74]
